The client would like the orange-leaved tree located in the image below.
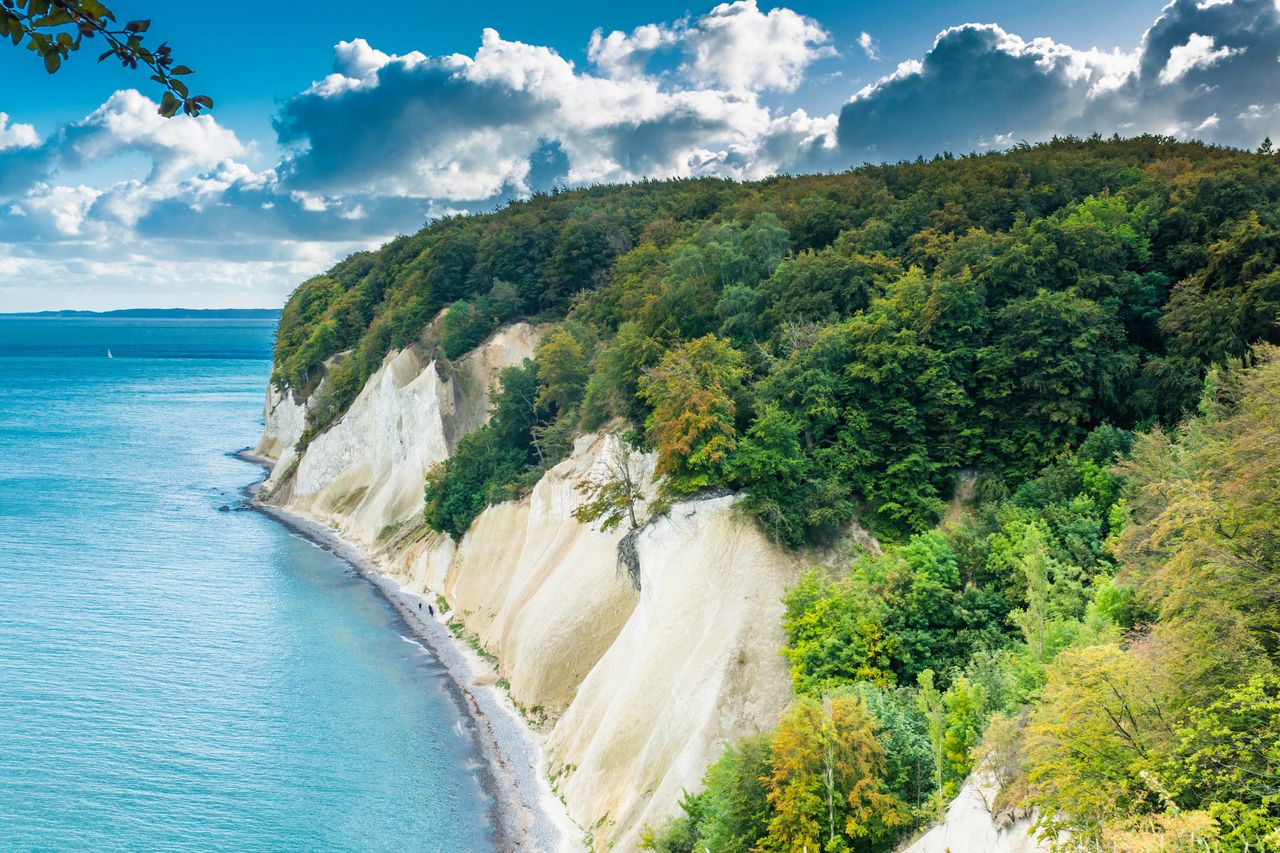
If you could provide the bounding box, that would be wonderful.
[638,333,745,498]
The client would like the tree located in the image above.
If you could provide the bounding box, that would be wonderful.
[0,1,209,115]
[782,571,894,696]
[764,694,910,853]
[639,334,746,497]
[978,288,1137,473]
[440,299,489,359]
[1012,527,1054,664]
[695,734,775,853]
[1026,644,1176,843]
[536,328,590,415]
[1165,673,1280,849]
[423,360,550,538]
[1115,346,1280,667]
[916,670,946,818]
[572,433,646,532]
[1162,214,1280,367]
[941,675,986,782]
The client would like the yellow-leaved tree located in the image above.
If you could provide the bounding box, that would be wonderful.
[763,693,911,853]
[638,333,746,498]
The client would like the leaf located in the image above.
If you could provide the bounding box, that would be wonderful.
[170,78,188,98]
[97,48,114,62]
[79,0,112,20]
[193,95,213,108]
[124,18,149,32]
[32,10,71,27]
[170,65,191,75]
[158,91,179,118]
[43,48,59,73]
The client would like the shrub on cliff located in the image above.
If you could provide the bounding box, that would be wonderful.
[423,360,567,538]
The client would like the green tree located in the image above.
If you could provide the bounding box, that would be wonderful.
[440,299,490,359]
[1165,673,1280,850]
[978,289,1137,474]
[571,433,646,532]
[535,327,590,415]
[782,571,894,696]
[1026,644,1175,843]
[916,669,946,817]
[423,360,556,538]
[696,734,775,853]
[1162,213,1280,366]
[941,676,986,781]
[639,334,746,497]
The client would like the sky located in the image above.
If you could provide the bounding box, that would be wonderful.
[1,0,1277,311]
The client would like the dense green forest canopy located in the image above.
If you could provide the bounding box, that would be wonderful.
[645,348,1280,853]
[273,135,1280,545]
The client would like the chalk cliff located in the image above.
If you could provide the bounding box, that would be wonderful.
[254,325,802,850]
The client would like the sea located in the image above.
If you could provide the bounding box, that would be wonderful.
[0,317,494,851]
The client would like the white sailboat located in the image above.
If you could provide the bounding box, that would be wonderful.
[106,349,113,359]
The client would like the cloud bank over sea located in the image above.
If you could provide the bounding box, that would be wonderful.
[3,0,1279,309]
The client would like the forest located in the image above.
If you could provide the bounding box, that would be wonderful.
[271,135,1280,851]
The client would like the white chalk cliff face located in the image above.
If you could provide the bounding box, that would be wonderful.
[254,323,802,850]
[253,323,1036,851]
[903,773,1049,853]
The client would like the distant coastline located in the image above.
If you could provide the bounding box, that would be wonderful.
[0,308,281,319]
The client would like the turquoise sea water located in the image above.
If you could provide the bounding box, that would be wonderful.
[0,318,493,851]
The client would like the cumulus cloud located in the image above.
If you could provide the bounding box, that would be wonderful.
[1158,32,1244,83]
[0,91,413,310]
[275,5,838,203]
[837,0,1280,161]
[682,0,835,92]
[6,0,1280,309]
[0,113,38,150]
[838,24,1132,161]
[588,23,681,79]
[59,90,245,182]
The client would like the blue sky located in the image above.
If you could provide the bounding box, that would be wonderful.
[1,0,1276,310]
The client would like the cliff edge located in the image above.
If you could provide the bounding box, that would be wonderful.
[254,325,801,851]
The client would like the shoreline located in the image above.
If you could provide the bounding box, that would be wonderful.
[234,450,581,853]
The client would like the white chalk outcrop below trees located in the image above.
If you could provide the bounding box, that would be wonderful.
[254,325,801,850]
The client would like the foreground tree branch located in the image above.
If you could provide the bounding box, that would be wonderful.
[0,0,211,116]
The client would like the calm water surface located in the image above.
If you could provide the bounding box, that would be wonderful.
[0,318,492,851]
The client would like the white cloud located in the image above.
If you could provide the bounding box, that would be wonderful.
[0,113,38,150]
[1158,33,1244,83]
[858,31,880,60]
[60,90,245,183]
[588,23,681,79]
[837,0,1280,160]
[5,0,1280,309]
[684,0,835,92]
[274,14,837,203]
[18,184,102,236]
